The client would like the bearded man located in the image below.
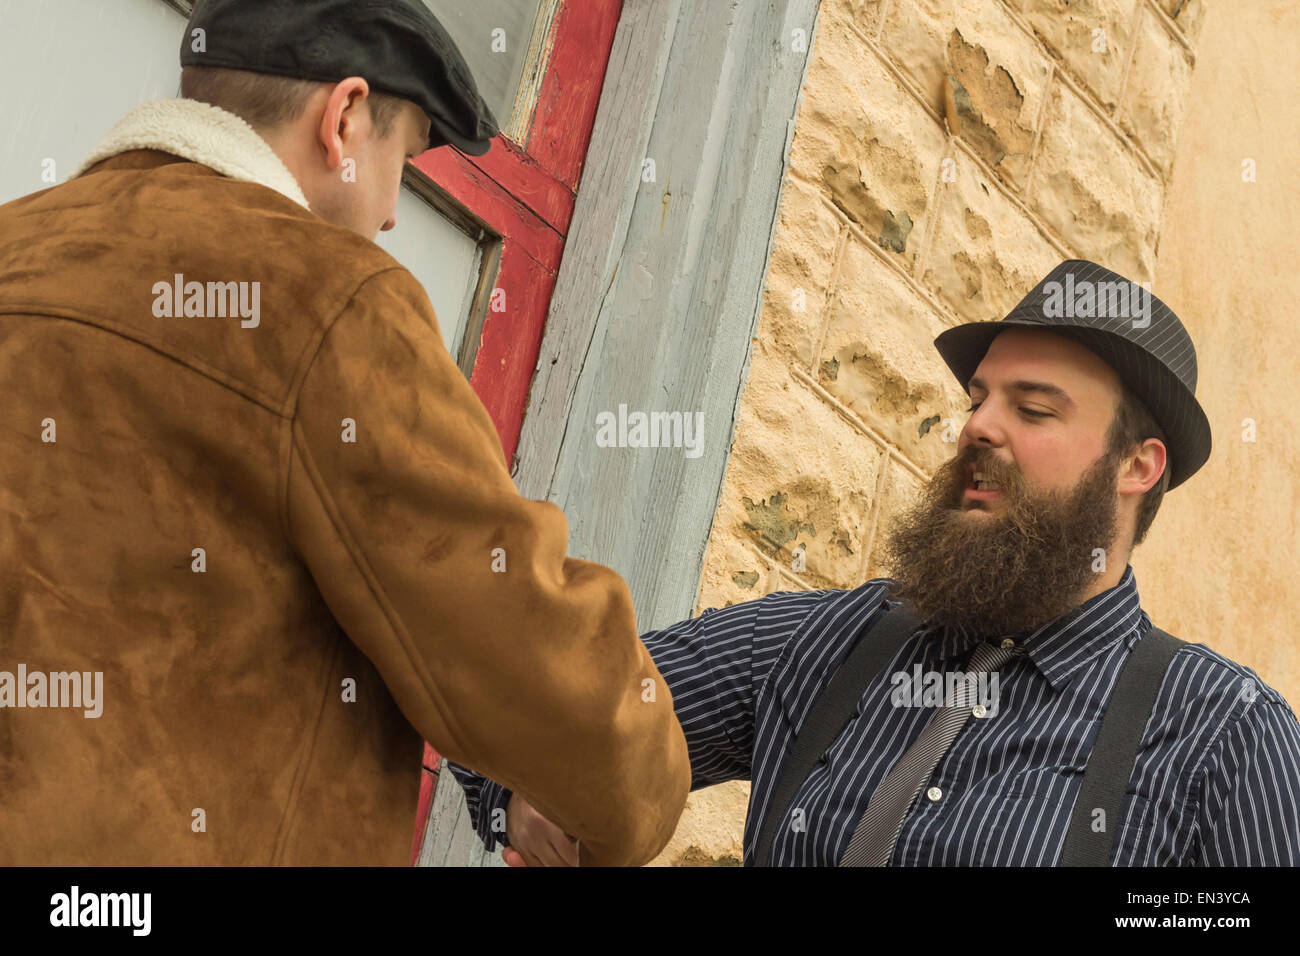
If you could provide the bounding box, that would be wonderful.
[451,259,1300,867]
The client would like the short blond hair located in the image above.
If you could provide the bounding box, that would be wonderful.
[180,65,406,137]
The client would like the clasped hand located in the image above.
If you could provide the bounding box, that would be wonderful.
[501,791,579,867]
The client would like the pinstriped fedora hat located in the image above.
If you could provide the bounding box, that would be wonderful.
[933,259,1212,490]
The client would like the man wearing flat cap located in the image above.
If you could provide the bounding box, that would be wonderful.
[455,259,1300,867]
[0,0,689,865]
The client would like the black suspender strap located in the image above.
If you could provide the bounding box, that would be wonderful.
[1058,625,1183,866]
[752,601,921,867]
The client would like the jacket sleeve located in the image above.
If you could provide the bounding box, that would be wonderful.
[447,589,826,854]
[282,266,690,866]
[444,598,762,856]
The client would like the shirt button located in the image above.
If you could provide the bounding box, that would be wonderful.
[972,704,987,718]
[1000,638,1016,649]
[926,786,943,802]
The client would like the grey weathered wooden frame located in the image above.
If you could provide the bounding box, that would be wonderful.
[420,0,822,866]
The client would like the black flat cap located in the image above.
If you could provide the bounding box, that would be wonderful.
[181,0,498,154]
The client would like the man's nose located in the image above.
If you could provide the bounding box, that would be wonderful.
[380,214,397,232]
[959,400,1006,452]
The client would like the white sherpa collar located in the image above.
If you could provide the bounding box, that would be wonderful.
[74,98,310,210]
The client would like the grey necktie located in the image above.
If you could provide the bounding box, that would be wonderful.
[839,638,1021,866]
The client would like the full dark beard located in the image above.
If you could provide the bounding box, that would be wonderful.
[881,444,1121,638]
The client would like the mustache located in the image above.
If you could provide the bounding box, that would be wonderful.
[956,446,1018,485]
[941,446,1028,507]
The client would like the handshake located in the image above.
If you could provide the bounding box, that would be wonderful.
[500,792,580,867]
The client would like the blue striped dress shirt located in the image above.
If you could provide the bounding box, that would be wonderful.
[448,564,1300,865]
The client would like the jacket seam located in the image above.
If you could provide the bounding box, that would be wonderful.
[0,305,283,413]
[275,266,409,549]
[278,266,412,419]
[269,632,346,865]
[285,417,474,761]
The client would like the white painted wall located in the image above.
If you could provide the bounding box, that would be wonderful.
[0,0,480,355]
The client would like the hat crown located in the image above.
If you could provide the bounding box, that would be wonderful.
[1006,259,1198,393]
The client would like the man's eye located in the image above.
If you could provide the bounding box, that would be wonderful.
[965,401,1051,418]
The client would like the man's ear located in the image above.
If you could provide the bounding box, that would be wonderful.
[317,77,371,169]
[1119,437,1167,496]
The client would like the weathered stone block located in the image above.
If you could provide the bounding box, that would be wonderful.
[1159,0,1206,46]
[648,780,750,867]
[833,0,888,36]
[1008,0,1140,111]
[695,525,801,614]
[866,460,932,578]
[921,146,1063,324]
[1027,80,1163,281]
[760,175,843,368]
[1117,7,1194,177]
[818,241,971,473]
[713,346,884,589]
[879,0,1053,189]
[789,0,947,270]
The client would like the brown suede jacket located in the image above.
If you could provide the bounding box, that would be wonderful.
[0,99,689,865]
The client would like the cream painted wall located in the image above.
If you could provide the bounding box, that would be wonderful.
[1137,0,1299,714]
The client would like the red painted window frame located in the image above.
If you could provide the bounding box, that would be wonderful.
[408,0,623,863]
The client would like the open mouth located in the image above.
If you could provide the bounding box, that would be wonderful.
[963,463,1004,502]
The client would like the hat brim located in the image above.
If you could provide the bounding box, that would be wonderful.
[434,127,494,156]
[933,320,1212,490]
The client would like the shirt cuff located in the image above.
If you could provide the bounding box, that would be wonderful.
[445,761,513,852]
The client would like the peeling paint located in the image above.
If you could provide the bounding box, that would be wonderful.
[944,27,1035,180]
[742,492,815,551]
[879,209,913,253]
[819,133,929,244]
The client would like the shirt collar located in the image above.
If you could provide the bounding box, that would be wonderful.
[918,564,1151,691]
